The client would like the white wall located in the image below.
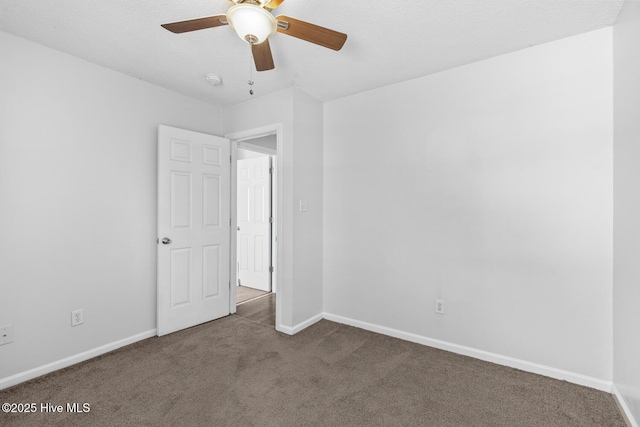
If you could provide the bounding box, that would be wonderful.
[246,135,277,152]
[0,31,222,384]
[613,1,640,423]
[291,89,324,326]
[224,87,324,330]
[237,147,268,160]
[323,29,613,382]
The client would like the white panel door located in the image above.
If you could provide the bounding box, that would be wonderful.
[157,125,230,336]
[237,156,271,292]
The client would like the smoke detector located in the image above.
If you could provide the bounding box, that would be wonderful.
[205,74,222,86]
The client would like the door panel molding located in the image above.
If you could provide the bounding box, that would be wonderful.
[157,125,231,336]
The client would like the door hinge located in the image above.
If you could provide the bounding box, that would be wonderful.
[269,167,274,175]
[269,266,274,273]
[269,216,274,223]
[230,155,232,163]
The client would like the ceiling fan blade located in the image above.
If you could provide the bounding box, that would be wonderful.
[275,15,347,51]
[265,0,286,9]
[252,39,275,71]
[161,15,228,34]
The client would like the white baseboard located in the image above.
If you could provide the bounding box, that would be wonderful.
[277,313,323,335]
[612,384,639,427]
[0,329,157,391]
[323,312,613,392]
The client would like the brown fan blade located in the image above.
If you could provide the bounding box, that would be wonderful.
[275,15,347,51]
[251,39,275,71]
[161,15,227,34]
[265,0,286,9]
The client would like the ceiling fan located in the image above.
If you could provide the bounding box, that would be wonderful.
[161,0,347,72]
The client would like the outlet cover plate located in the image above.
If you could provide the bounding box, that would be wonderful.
[71,309,84,326]
[435,299,445,314]
[0,324,14,345]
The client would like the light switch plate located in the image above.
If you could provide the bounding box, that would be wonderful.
[299,200,309,212]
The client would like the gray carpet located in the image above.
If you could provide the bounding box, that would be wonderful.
[0,316,626,426]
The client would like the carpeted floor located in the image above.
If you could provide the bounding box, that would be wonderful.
[0,316,626,426]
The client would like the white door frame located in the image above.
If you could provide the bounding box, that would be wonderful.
[226,124,282,330]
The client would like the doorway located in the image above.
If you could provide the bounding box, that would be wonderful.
[236,148,273,293]
[227,125,281,329]
[235,146,276,326]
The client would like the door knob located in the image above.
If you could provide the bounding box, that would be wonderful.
[161,237,172,245]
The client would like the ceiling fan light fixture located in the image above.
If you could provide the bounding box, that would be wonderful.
[227,4,277,45]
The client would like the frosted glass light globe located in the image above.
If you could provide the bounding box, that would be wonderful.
[227,4,277,45]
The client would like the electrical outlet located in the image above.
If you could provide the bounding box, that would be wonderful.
[71,309,84,327]
[0,324,14,345]
[435,299,445,315]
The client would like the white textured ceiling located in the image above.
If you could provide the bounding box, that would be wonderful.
[0,0,624,106]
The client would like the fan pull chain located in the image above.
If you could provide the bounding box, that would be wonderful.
[248,45,254,96]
